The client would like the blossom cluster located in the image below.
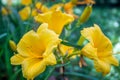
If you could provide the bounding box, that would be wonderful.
[9,0,119,80]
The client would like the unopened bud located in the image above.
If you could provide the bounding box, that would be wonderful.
[9,40,17,52]
[71,0,78,5]
[78,5,92,25]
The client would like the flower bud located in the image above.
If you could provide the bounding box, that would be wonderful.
[9,40,17,52]
[78,5,92,25]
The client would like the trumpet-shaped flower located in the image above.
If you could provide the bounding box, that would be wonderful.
[21,0,32,6]
[35,10,74,34]
[81,24,119,75]
[19,6,31,21]
[10,23,61,79]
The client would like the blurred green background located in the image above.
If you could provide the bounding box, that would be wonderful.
[0,0,120,80]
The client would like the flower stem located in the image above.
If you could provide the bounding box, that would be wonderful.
[44,66,56,80]
[67,50,81,59]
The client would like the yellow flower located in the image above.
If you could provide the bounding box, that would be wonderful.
[59,44,74,56]
[81,24,119,75]
[21,0,32,6]
[10,23,61,79]
[35,10,74,34]
[19,6,31,21]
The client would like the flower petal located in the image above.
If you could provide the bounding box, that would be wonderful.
[17,30,45,57]
[10,54,25,65]
[21,0,32,5]
[44,53,57,65]
[22,58,46,79]
[101,56,119,66]
[34,12,51,23]
[37,23,61,56]
[94,60,110,75]
[81,43,97,60]
[19,6,31,20]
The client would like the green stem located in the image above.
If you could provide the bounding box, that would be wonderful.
[44,66,56,80]
[67,50,81,59]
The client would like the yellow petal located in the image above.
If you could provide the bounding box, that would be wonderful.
[22,58,46,79]
[35,10,74,34]
[10,54,25,65]
[37,23,61,56]
[81,43,97,60]
[44,53,57,65]
[101,56,119,66]
[35,12,51,22]
[19,6,31,21]
[21,0,32,5]
[35,2,49,13]
[50,3,63,11]
[17,30,45,57]
[31,9,37,16]
[94,60,110,75]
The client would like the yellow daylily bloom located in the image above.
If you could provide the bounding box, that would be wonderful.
[81,24,119,75]
[19,6,31,21]
[21,0,32,6]
[35,10,74,34]
[10,23,61,79]
[59,44,74,57]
